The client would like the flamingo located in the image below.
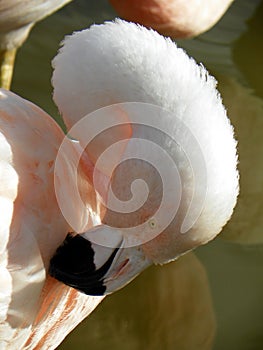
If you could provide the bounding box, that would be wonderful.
[0,20,238,348]
[0,0,72,89]
[109,0,234,39]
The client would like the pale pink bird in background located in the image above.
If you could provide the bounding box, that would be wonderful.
[0,20,238,348]
[0,0,73,89]
[109,0,234,38]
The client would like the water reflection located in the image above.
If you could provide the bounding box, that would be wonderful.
[197,240,263,350]
[10,0,263,349]
[233,0,263,99]
[218,75,263,244]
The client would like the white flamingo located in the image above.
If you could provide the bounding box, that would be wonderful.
[0,20,238,348]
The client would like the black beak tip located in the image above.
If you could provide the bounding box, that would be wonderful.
[49,233,107,296]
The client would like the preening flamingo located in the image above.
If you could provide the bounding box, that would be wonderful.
[109,0,234,38]
[0,0,72,89]
[0,20,238,348]
[50,20,239,293]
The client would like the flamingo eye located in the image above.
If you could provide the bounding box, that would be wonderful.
[148,218,157,229]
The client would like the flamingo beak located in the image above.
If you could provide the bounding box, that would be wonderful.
[49,227,151,296]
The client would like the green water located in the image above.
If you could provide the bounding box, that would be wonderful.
[11,0,263,349]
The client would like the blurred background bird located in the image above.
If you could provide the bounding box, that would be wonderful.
[0,0,72,89]
[109,0,234,38]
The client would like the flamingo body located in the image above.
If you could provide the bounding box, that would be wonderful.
[0,89,103,349]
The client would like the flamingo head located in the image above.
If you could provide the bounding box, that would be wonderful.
[49,20,239,295]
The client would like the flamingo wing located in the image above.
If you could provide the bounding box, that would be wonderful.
[0,89,103,349]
